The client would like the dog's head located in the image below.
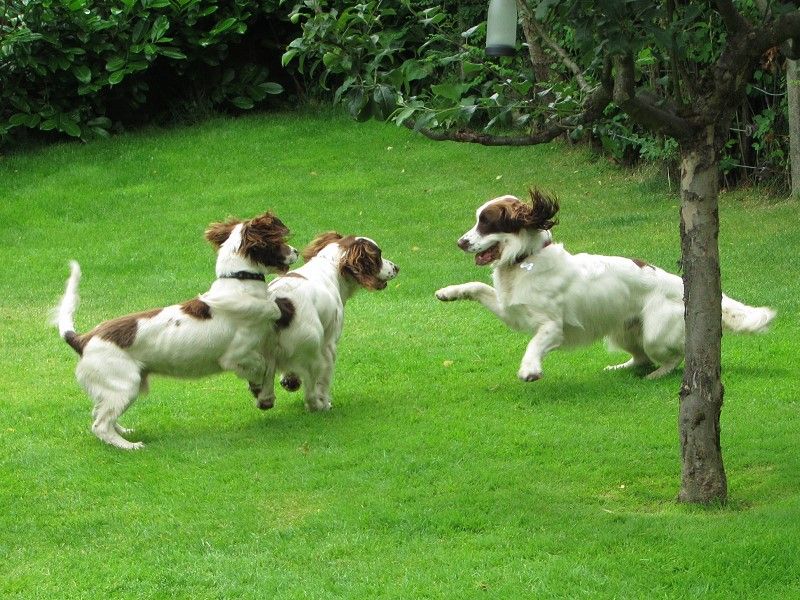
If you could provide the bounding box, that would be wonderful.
[205,211,298,274]
[303,232,398,290]
[457,189,559,267]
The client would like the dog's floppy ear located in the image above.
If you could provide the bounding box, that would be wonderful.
[302,231,344,263]
[239,211,291,267]
[522,188,559,230]
[341,238,386,290]
[205,218,241,249]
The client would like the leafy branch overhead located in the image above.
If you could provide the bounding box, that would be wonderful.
[286,0,800,188]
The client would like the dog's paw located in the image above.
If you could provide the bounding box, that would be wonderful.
[256,396,276,410]
[305,396,331,412]
[435,286,462,302]
[517,368,542,382]
[280,373,301,392]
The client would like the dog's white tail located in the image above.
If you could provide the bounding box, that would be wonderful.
[52,260,85,354]
[721,294,775,333]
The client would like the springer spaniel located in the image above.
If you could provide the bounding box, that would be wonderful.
[436,191,775,382]
[53,212,298,450]
[253,232,398,412]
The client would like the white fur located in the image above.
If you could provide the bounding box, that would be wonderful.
[53,223,298,450]
[436,196,776,382]
[259,237,398,412]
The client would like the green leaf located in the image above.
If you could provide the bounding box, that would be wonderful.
[73,65,92,84]
[106,56,125,71]
[9,113,31,126]
[210,17,237,37]
[431,82,469,102]
[281,49,298,67]
[262,82,283,95]
[231,96,254,110]
[108,70,125,85]
[58,115,81,138]
[151,15,170,41]
[87,116,112,128]
[159,47,187,60]
[393,106,416,126]
[322,52,340,69]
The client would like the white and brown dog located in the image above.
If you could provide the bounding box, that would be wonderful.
[436,190,775,382]
[54,212,298,450]
[255,232,398,412]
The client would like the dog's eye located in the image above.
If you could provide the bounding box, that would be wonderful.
[478,213,488,223]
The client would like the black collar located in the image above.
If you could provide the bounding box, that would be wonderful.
[220,271,266,282]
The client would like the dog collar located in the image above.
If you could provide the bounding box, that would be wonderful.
[515,239,552,265]
[220,271,266,282]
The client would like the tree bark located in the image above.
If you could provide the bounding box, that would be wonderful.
[677,126,727,504]
[788,58,800,196]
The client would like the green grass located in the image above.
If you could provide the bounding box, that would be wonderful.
[1,110,798,599]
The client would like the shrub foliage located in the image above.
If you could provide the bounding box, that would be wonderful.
[1,0,287,143]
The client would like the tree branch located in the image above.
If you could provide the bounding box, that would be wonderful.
[516,0,591,93]
[715,0,748,32]
[515,0,551,84]
[611,53,693,140]
[402,83,612,147]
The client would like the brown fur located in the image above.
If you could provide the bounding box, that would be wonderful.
[631,258,651,269]
[81,307,163,349]
[477,189,560,234]
[274,297,295,329]
[64,331,88,356]
[204,218,241,249]
[280,272,307,280]
[239,212,291,271]
[302,231,344,262]
[205,212,292,271]
[341,237,386,290]
[180,298,212,320]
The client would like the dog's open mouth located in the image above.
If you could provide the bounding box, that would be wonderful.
[475,244,500,266]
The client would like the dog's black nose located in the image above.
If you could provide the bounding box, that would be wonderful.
[457,238,470,250]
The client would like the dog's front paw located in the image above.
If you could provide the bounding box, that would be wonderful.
[305,396,331,412]
[256,395,276,410]
[435,285,464,302]
[517,368,542,382]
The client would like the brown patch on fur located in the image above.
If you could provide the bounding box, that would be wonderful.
[180,298,212,320]
[63,330,87,356]
[341,237,386,290]
[302,231,344,262]
[280,373,301,392]
[204,218,242,249]
[274,297,295,329]
[631,258,651,269]
[239,212,292,271]
[477,189,559,234]
[85,307,163,349]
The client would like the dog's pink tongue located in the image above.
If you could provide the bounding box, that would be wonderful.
[475,250,493,266]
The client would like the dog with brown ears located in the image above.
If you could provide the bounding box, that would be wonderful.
[53,211,298,450]
[436,190,775,382]
[256,232,399,412]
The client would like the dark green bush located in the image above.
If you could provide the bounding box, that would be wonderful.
[0,0,292,145]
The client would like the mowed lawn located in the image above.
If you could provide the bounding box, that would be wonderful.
[1,111,798,599]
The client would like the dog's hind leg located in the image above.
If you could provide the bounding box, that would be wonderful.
[605,320,653,371]
[645,357,683,380]
[78,352,143,450]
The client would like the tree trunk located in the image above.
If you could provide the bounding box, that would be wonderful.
[677,126,727,504]
[788,58,800,196]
